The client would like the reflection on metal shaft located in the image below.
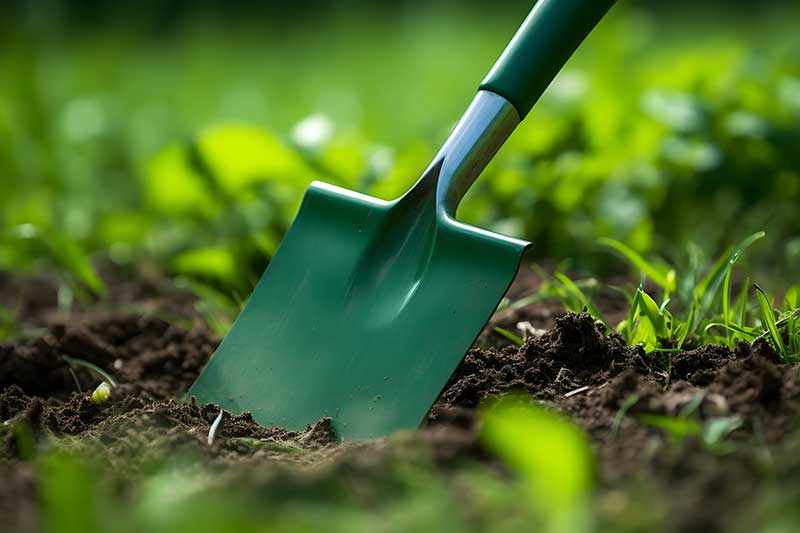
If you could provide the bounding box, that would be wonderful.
[434,90,520,216]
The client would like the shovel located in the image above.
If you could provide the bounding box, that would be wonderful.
[189,0,616,440]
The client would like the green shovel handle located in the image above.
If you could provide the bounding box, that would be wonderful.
[480,0,616,118]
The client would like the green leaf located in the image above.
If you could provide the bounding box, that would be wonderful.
[703,416,743,448]
[553,272,606,325]
[494,327,524,346]
[145,144,218,216]
[623,290,640,344]
[627,287,671,351]
[91,381,112,404]
[62,356,117,388]
[755,283,786,357]
[638,414,702,445]
[598,237,676,294]
[703,322,758,339]
[733,276,751,329]
[677,301,697,349]
[172,246,239,286]
[784,285,800,311]
[196,124,318,193]
[40,454,97,533]
[481,395,593,531]
[722,265,733,335]
[694,231,765,321]
[45,233,106,297]
[678,392,705,418]
[611,393,640,436]
[636,287,671,338]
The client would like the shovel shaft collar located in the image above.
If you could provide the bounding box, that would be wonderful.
[480,0,616,118]
[432,90,519,218]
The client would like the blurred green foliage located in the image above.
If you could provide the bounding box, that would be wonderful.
[0,2,798,303]
[481,395,594,533]
[36,446,543,533]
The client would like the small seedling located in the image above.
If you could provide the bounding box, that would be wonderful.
[91,382,112,404]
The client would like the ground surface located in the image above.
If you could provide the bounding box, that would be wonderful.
[2,268,800,532]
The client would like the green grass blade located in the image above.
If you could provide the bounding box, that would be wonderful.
[694,231,765,321]
[62,356,117,388]
[638,414,702,445]
[754,283,786,358]
[628,288,664,352]
[703,416,744,448]
[703,322,758,339]
[636,288,671,338]
[507,293,551,312]
[598,237,676,294]
[787,312,800,357]
[677,301,697,349]
[46,233,107,298]
[624,290,640,345]
[784,285,800,311]
[553,272,606,325]
[734,276,750,329]
[612,393,640,437]
[722,265,733,338]
[494,327,524,346]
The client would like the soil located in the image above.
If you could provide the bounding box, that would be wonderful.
[2,268,799,532]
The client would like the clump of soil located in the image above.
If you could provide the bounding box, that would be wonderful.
[0,316,214,401]
[0,311,337,469]
[435,313,651,410]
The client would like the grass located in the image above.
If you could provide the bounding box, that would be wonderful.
[510,230,800,361]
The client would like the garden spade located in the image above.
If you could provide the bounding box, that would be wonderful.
[189,0,616,439]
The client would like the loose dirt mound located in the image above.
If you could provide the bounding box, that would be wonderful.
[1,316,215,400]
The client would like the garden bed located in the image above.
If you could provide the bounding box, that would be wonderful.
[2,270,799,532]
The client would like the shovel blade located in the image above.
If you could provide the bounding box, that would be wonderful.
[188,181,528,440]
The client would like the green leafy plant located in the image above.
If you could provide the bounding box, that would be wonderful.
[512,231,800,363]
[595,232,771,352]
[754,284,800,362]
[91,382,112,404]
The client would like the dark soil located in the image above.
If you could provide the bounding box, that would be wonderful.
[2,269,800,532]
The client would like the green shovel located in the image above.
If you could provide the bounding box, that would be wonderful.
[189,0,616,440]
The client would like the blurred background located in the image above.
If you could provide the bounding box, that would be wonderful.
[1,0,798,308]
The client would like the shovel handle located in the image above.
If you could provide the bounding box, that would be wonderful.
[479,0,616,118]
